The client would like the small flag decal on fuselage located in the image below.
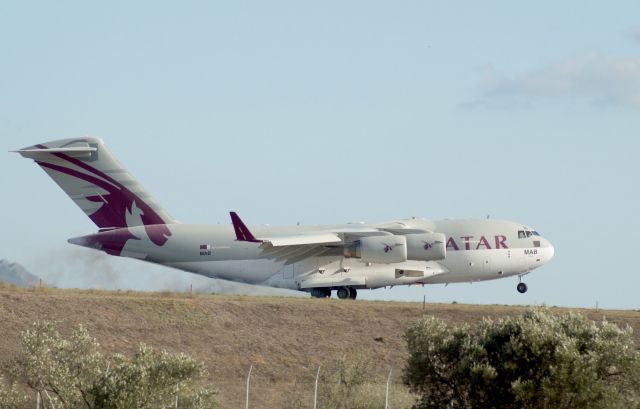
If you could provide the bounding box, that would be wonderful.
[200,244,212,256]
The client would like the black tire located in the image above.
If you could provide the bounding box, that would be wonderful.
[310,288,325,298]
[337,287,350,299]
[323,288,332,298]
[348,287,357,300]
[517,282,528,294]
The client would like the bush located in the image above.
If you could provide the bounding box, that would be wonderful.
[2,321,218,409]
[403,309,640,409]
[0,376,29,409]
[281,350,416,409]
[315,350,415,409]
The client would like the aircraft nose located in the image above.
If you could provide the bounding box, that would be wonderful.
[544,238,555,262]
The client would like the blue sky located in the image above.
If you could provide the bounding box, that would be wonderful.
[1,1,639,309]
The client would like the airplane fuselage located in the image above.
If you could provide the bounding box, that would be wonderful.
[70,218,554,293]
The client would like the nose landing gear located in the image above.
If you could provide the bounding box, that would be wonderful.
[516,274,528,294]
[516,282,528,294]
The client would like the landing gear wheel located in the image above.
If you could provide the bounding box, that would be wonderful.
[517,282,528,294]
[337,287,350,299]
[348,288,357,300]
[310,288,332,298]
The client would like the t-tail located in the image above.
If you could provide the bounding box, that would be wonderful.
[14,137,176,247]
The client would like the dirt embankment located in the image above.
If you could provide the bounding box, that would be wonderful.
[1,285,638,408]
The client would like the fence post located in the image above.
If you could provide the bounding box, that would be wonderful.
[313,365,321,409]
[385,368,393,409]
[246,364,253,409]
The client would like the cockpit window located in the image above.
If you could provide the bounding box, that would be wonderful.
[519,229,541,239]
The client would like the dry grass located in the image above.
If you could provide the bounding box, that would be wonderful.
[0,283,638,408]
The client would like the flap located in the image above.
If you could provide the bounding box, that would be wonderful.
[260,233,342,247]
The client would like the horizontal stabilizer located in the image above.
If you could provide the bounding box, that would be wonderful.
[14,146,97,159]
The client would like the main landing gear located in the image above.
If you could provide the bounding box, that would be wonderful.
[310,288,331,298]
[310,287,358,300]
[337,287,358,300]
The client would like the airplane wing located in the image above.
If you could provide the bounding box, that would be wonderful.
[259,233,342,247]
[230,212,342,264]
[229,212,432,265]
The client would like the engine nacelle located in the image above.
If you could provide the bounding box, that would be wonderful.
[405,233,446,261]
[344,235,408,264]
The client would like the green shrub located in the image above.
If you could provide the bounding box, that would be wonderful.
[3,321,218,409]
[403,309,640,409]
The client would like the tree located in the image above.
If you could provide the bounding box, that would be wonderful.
[403,309,640,409]
[6,321,218,409]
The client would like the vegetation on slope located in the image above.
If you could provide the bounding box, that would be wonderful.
[0,285,638,408]
[1,321,218,409]
[405,309,640,408]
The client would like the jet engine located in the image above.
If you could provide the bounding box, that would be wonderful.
[344,235,407,264]
[405,233,446,261]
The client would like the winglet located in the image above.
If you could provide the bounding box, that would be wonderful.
[230,212,261,243]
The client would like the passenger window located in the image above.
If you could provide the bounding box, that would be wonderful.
[518,231,526,239]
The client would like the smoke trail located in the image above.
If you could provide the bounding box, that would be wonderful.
[33,246,122,289]
[29,246,305,297]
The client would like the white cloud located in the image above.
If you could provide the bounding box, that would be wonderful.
[470,53,640,109]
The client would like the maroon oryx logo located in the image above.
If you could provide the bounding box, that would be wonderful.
[423,241,432,251]
[382,243,393,253]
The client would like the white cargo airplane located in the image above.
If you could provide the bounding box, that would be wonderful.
[15,138,554,299]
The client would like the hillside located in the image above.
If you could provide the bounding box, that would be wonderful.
[0,260,41,287]
[0,285,638,408]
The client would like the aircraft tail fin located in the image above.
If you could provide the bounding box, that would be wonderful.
[15,137,177,232]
